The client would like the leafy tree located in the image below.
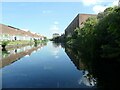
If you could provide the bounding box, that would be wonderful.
[65,6,120,61]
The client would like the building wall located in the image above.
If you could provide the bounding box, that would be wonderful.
[79,14,97,28]
[0,24,44,41]
[65,14,97,37]
[65,14,79,37]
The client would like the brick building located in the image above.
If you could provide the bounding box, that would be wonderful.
[65,14,97,37]
[0,24,44,41]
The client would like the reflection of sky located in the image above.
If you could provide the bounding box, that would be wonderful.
[24,55,30,57]
[46,42,61,59]
[51,46,60,59]
[32,50,37,54]
[2,42,87,88]
[78,71,96,87]
[43,65,52,70]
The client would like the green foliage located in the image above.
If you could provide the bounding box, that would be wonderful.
[66,6,120,61]
[2,41,10,46]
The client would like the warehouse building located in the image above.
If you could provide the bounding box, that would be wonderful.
[65,14,97,37]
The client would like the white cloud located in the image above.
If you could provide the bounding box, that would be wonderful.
[92,0,119,14]
[42,10,52,14]
[54,21,59,25]
[49,21,61,34]
[1,0,97,2]
[81,0,118,6]
[93,5,107,14]
[81,0,99,6]
[112,0,119,6]
[50,25,60,33]
[2,0,117,2]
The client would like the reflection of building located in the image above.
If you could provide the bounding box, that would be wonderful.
[0,43,46,68]
[65,47,85,70]
[65,14,96,37]
[65,47,96,87]
[53,33,60,38]
[0,24,44,41]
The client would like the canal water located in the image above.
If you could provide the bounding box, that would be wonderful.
[1,41,96,88]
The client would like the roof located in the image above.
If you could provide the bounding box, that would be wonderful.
[0,24,44,38]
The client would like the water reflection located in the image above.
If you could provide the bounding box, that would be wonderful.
[1,41,120,88]
[2,42,86,88]
[65,46,97,87]
[51,42,61,59]
[79,71,96,87]
[52,42,61,48]
[65,44,120,89]
[0,43,47,68]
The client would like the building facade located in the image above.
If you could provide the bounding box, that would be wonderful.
[65,14,97,37]
[52,33,60,38]
[0,24,44,41]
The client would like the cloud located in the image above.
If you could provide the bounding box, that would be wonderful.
[2,0,117,2]
[50,21,60,34]
[53,50,59,59]
[92,0,119,14]
[42,10,52,14]
[50,25,60,33]
[112,0,119,6]
[81,0,99,6]
[93,5,107,14]
[81,0,118,6]
[54,21,59,25]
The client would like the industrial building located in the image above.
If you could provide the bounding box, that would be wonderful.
[65,14,97,37]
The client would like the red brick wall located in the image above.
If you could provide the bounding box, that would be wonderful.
[65,14,97,37]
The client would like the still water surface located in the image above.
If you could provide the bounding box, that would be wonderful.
[1,42,96,88]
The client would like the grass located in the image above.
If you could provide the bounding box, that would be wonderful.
[8,40,34,45]
[0,40,34,46]
[0,40,48,46]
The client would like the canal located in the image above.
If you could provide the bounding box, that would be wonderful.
[1,41,96,88]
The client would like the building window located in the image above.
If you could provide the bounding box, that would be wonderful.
[14,36,17,40]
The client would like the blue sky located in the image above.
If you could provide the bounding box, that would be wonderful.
[1,0,118,38]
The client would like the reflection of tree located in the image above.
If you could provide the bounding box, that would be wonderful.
[1,42,47,68]
[92,59,120,89]
[65,45,120,89]
[52,42,60,48]
[15,49,17,53]
[34,43,38,47]
[2,50,10,58]
[65,46,96,87]
[65,46,86,70]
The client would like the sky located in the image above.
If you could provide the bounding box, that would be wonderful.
[1,0,119,38]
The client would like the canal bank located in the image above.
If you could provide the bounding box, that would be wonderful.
[0,39,48,50]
